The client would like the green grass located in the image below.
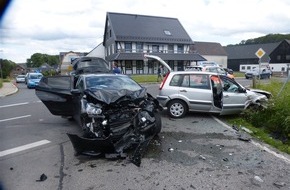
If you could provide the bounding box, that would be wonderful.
[224,78,290,154]
[223,115,290,154]
[130,74,160,83]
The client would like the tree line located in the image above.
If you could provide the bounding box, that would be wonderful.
[235,33,290,45]
[1,53,59,79]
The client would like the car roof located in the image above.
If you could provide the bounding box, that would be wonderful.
[168,70,218,76]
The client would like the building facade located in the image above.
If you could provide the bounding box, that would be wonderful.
[191,41,228,68]
[102,12,206,74]
[225,40,290,74]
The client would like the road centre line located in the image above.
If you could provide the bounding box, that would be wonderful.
[0,102,29,108]
[212,116,290,164]
[0,115,31,123]
[0,140,51,157]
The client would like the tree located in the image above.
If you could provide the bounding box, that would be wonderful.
[27,53,59,67]
[0,59,16,78]
[238,33,290,45]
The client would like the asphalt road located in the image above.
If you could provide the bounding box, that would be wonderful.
[1,81,290,190]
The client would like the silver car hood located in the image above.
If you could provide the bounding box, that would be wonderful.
[245,89,269,108]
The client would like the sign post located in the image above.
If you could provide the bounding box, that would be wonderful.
[255,48,266,85]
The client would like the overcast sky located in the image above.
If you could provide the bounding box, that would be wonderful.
[1,0,290,63]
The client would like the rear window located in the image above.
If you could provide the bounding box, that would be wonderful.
[29,74,43,79]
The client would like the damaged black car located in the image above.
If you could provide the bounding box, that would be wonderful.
[35,58,163,166]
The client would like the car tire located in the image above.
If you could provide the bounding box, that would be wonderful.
[167,100,187,118]
[154,112,162,134]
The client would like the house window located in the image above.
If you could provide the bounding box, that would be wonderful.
[125,43,132,53]
[136,61,143,74]
[109,30,112,37]
[125,60,132,70]
[152,45,159,53]
[241,66,245,70]
[247,66,251,70]
[277,55,281,61]
[136,43,143,53]
[177,45,183,53]
[168,44,174,53]
[164,30,171,36]
[286,55,290,60]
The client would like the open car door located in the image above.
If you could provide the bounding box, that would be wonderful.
[35,76,74,116]
[219,76,248,115]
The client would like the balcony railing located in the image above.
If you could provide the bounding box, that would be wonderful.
[116,48,188,54]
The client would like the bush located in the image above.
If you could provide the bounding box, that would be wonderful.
[242,80,290,141]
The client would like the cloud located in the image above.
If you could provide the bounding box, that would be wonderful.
[1,0,290,63]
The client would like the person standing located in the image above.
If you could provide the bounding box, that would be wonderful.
[113,62,121,74]
[157,65,163,82]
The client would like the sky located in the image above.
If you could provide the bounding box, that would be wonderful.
[1,0,290,63]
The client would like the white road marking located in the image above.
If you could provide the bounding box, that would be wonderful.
[212,116,290,164]
[0,140,51,157]
[0,115,31,123]
[0,102,29,108]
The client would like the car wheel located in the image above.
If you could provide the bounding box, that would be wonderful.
[167,100,187,118]
[154,112,162,134]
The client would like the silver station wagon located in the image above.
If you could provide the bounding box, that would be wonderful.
[144,54,271,119]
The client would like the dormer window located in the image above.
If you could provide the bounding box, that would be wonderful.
[164,30,171,36]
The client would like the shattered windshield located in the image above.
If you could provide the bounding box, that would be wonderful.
[85,75,142,91]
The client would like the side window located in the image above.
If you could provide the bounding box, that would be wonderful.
[221,77,239,92]
[169,74,182,86]
[187,74,210,89]
[181,75,190,87]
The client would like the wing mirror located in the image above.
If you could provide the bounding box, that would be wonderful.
[238,87,246,93]
[71,89,81,95]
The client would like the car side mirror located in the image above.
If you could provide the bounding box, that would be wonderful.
[71,89,81,95]
[238,87,246,93]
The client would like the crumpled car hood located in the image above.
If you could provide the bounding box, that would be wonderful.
[245,89,270,108]
[84,87,147,105]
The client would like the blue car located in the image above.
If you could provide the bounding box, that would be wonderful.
[26,73,43,89]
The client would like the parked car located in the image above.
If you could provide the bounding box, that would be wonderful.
[15,75,26,83]
[197,61,219,67]
[26,73,43,88]
[70,56,111,75]
[202,66,234,78]
[223,68,234,75]
[143,54,271,119]
[35,59,162,166]
[245,68,272,79]
[185,66,203,71]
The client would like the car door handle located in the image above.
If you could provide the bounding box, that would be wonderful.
[180,89,187,92]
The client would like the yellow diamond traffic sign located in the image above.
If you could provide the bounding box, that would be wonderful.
[255,48,265,58]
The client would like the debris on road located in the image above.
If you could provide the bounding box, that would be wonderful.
[36,173,47,182]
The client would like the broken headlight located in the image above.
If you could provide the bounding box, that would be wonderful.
[86,103,102,115]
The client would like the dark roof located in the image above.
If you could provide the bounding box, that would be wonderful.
[193,41,227,56]
[106,12,193,44]
[106,53,206,62]
[224,42,280,60]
